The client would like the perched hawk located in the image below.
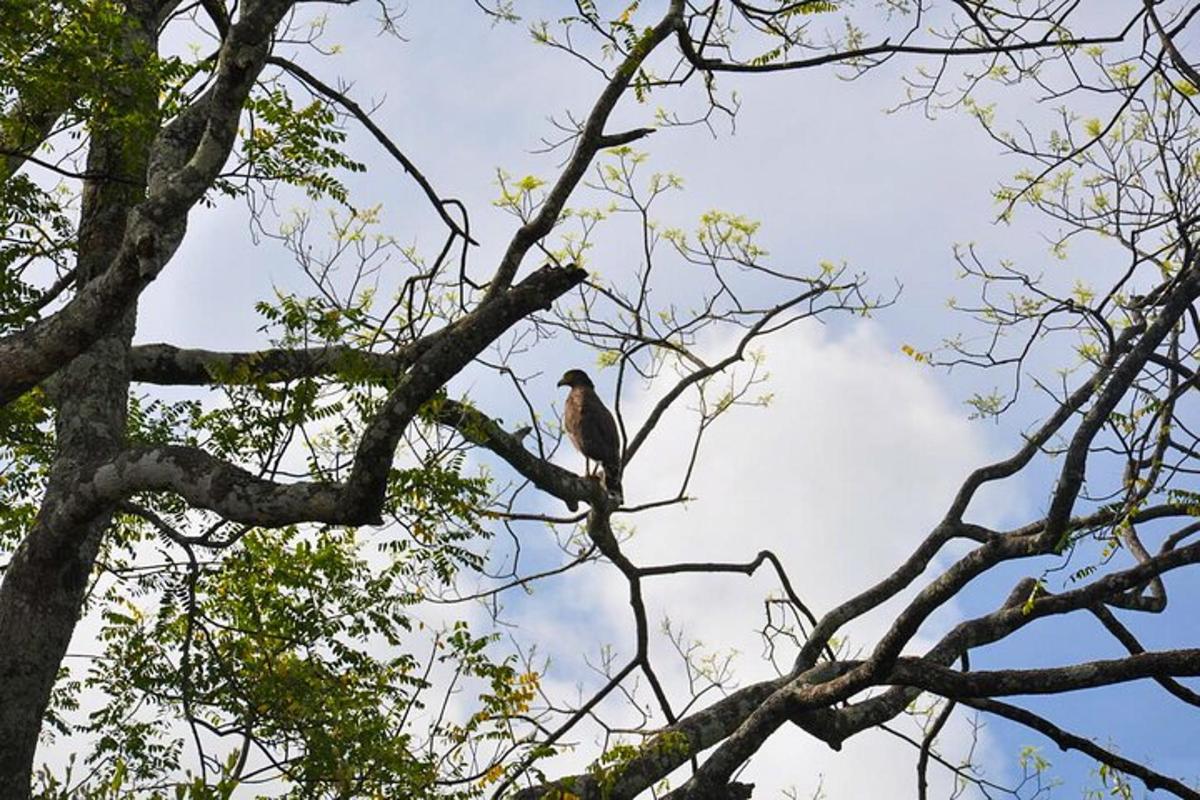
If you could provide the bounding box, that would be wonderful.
[557,369,622,500]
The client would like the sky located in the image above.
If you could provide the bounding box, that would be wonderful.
[39,0,1200,796]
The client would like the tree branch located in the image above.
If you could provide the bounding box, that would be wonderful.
[0,0,299,406]
[484,1,683,298]
[887,649,1200,697]
[433,397,598,509]
[266,55,477,244]
[962,697,1200,800]
[129,342,410,385]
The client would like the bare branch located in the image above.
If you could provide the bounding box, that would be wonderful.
[266,54,477,244]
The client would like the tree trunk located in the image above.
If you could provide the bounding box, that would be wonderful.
[0,5,158,795]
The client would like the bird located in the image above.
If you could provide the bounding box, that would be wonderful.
[557,369,623,501]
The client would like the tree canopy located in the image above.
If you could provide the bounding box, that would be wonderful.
[2,1,1200,799]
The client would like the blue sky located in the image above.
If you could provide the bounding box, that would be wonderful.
[109,1,1200,796]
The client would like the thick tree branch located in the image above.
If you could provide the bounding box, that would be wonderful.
[787,329,1145,672]
[1038,273,1200,550]
[41,264,590,535]
[844,282,1198,677]
[344,262,586,511]
[829,532,1200,750]
[886,649,1200,697]
[129,342,411,385]
[0,0,298,406]
[433,397,598,508]
[511,674,793,800]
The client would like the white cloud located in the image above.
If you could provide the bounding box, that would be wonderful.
[504,320,1016,795]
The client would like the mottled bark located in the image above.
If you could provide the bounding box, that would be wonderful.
[0,4,158,794]
[0,0,297,406]
[129,342,414,385]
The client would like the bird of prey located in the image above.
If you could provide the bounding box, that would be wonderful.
[557,369,622,501]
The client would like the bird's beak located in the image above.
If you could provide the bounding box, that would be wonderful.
[556,377,568,387]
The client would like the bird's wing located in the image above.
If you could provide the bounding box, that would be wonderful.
[580,389,621,466]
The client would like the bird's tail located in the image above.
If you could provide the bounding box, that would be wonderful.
[602,461,623,503]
